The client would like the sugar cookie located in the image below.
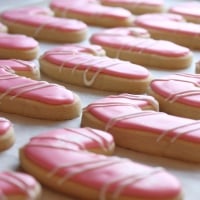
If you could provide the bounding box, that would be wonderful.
[0,59,40,80]
[0,7,88,43]
[0,117,14,152]
[134,13,200,49]
[101,0,164,15]
[50,0,134,27]
[169,1,200,24]
[148,73,200,120]
[0,33,39,60]
[0,171,41,200]
[0,67,81,120]
[81,93,200,162]
[90,31,193,69]
[39,44,152,94]
[20,127,182,200]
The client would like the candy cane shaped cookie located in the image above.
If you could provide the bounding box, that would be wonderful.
[148,73,200,120]
[0,171,41,200]
[0,117,14,152]
[0,67,81,120]
[0,59,40,80]
[39,44,152,94]
[20,127,182,200]
[50,0,134,27]
[0,7,88,43]
[90,30,193,69]
[81,93,200,163]
[101,0,164,15]
[134,13,200,49]
[0,33,39,60]
[169,1,200,24]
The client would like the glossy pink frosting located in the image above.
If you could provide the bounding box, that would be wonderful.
[0,33,38,50]
[90,34,191,57]
[0,117,11,135]
[42,49,150,79]
[23,127,181,199]
[0,68,74,105]
[0,171,37,196]
[169,1,200,18]
[150,73,200,107]
[84,93,200,143]
[134,13,200,36]
[1,7,87,32]
[0,59,36,72]
[50,0,133,19]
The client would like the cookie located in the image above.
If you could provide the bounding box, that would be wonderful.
[81,93,200,162]
[0,171,41,200]
[0,7,88,43]
[101,0,164,15]
[90,30,193,69]
[39,44,152,94]
[0,59,40,80]
[169,1,200,24]
[20,127,182,200]
[50,0,134,27]
[0,117,14,152]
[0,33,39,60]
[134,13,200,49]
[0,67,81,120]
[148,73,200,120]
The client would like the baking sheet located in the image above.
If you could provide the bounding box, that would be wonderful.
[0,0,200,199]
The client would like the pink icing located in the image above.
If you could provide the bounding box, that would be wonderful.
[90,34,191,57]
[23,128,181,199]
[42,50,150,79]
[134,13,200,36]
[0,117,11,135]
[84,94,200,143]
[169,1,200,18]
[101,0,163,7]
[1,7,87,32]
[0,171,37,196]
[0,33,38,50]
[50,0,133,19]
[150,73,200,107]
[0,59,36,72]
[97,27,150,38]
[0,68,74,105]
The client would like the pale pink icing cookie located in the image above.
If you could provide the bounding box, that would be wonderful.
[0,67,81,120]
[169,1,200,24]
[20,127,182,200]
[0,117,14,152]
[50,0,134,27]
[101,0,164,15]
[39,44,152,94]
[0,171,41,200]
[81,93,200,163]
[0,7,88,43]
[0,32,39,60]
[0,59,40,80]
[134,13,200,49]
[90,32,193,69]
[148,73,200,120]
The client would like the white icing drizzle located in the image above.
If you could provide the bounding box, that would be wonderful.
[105,111,160,131]
[0,80,55,100]
[0,171,35,200]
[108,93,159,111]
[11,59,37,73]
[100,167,163,200]
[0,65,15,74]
[176,73,200,78]
[156,120,200,143]
[0,73,18,80]
[64,127,112,152]
[30,136,86,150]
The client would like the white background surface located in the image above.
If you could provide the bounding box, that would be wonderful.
[1,0,200,199]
